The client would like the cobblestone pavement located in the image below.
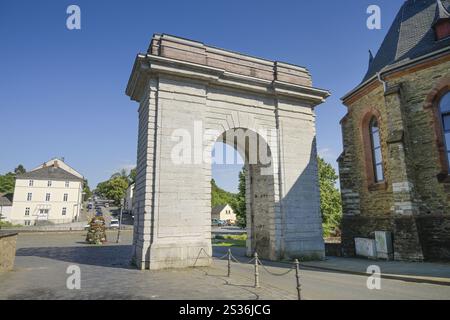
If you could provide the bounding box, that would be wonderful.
[0,231,290,300]
[1,231,450,300]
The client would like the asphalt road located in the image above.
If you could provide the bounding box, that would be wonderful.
[2,231,450,300]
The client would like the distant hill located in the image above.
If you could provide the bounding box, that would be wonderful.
[211,179,236,208]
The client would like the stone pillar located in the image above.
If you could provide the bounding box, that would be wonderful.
[384,84,424,261]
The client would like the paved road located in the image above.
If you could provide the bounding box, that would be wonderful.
[1,231,450,300]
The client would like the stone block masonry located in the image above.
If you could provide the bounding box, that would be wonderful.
[126,34,330,270]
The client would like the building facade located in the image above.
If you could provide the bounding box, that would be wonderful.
[0,194,13,223]
[339,0,450,261]
[10,159,84,225]
[211,204,236,223]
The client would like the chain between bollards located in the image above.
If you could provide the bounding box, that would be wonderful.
[294,259,302,300]
[254,252,260,288]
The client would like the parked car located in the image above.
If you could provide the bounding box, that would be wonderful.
[211,219,227,227]
[110,219,119,229]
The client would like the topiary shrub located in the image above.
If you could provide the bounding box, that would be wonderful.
[85,216,107,244]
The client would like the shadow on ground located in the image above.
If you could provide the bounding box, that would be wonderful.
[16,245,134,269]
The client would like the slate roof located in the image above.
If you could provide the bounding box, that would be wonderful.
[362,0,450,83]
[0,193,13,206]
[212,204,229,215]
[16,166,83,182]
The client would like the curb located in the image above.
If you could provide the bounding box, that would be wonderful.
[299,263,450,287]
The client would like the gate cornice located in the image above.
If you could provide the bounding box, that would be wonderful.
[126,35,330,106]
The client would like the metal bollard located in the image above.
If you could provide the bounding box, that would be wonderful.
[227,248,231,277]
[294,259,302,300]
[254,252,260,288]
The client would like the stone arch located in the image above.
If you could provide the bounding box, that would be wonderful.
[212,127,278,259]
[126,34,329,270]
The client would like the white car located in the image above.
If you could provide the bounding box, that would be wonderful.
[110,219,120,229]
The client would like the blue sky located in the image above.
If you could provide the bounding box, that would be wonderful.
[0,0,402,192]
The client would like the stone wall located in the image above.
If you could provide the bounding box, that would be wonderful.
[339,57,450,261]
[0,232,18,272]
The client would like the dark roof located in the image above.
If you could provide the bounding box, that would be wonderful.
[16,166,83,182]
[362,0,450,83]
[0,193,13,206]
[212,204,229,215]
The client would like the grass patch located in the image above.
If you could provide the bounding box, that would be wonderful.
[0,221,22,228]
[212,233,247,247]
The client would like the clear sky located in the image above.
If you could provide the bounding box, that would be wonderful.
[0,0,403,192]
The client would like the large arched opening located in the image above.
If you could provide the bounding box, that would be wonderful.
[210,127,277,259]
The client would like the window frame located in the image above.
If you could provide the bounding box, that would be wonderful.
[361,109,387,191]
[438,92,450,170]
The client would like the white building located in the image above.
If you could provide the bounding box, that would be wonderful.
[211,204,236,223]
[0,193,13,223]
[10,158,84,225]
[124,183,134,213]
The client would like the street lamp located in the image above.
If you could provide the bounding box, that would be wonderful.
[116,198,124,243]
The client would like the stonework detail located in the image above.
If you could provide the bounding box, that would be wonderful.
[126,34,329,270]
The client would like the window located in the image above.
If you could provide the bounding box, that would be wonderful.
[439,92,450,170]
[27,193,32,201]
[48,180,52,187]
[62,207,67,216]
[45,193,51,202]
[25,207,30,216]
[29,180,33,187]
[369,117,384,183]
[24,220,31,226]
[63,193,68,202]
[65,181,70,188]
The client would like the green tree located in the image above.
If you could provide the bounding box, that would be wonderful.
[230,168,246,228]
[14,165,26,175]
[82,179,93,201]
[129,168,137,184]
[318,157,342,237]
[211,179,236,208]
[0,172,15,194]
[96,177,129,205]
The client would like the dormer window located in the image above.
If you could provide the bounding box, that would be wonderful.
[433,1,450,41]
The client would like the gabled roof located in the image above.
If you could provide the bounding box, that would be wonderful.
[16,166,83,182]
[0,193,13,206]
[434,0,450,26]
[212,204,230,215]
[362,0,450,83]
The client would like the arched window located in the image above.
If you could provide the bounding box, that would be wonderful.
[439,92,450,169]
[369,117,384,182]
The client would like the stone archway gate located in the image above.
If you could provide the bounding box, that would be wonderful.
[126,34,330,270]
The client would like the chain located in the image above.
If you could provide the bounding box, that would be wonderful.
[257,257,295,276]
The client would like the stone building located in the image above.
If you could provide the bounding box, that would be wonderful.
[10,158,84,225]
[339,0,450,261]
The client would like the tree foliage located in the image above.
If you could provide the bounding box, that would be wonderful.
[211,179,236,208]
[96,176,129,205]
[230,168,247,228]
[82,179,93,201]
[318,157,342,237]
[0,173,15,194]
[0,164,26,194]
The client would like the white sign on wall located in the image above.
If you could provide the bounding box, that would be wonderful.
[355,238,377,258]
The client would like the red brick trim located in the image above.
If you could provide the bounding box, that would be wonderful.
[360,108,387,191]
[424,76,450,182]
